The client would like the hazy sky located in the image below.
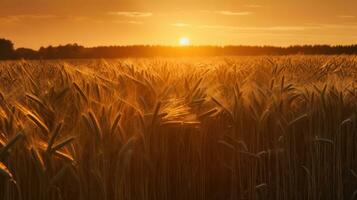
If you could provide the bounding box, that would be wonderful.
[1,0,357,49]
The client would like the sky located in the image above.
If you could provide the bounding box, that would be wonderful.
[0,0,357,49]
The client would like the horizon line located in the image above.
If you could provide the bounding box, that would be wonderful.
[17,43,357,50]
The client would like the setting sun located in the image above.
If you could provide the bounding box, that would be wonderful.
[179,37,190,46]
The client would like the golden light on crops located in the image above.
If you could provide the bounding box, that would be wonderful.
[179,37,190,46]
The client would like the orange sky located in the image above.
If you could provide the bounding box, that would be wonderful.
[1,0,357,49]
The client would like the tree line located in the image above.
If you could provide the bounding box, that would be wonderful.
[1,38,357,60]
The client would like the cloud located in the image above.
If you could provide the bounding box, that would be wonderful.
[337,15,355,19]
[171,23,190,27]
[308,23,357,29]
[0,16,17,23]
[0,14,56,23]
[198,25,308,31]
[245,5,263,8]
[113,20,143,24]
[198,23,357,32]
[71,16,90,22]
[216,11,253,16]
[108,11,153,18]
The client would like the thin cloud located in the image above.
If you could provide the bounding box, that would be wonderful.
[70,16,90,22]
[15,14,56,19]
[0,16,18,23]
[337,15,355,19]
[245,5,263,8]
[216,11,253,16]
[171,23,190,27]
[113,20,143,24]
[108,11,153,18]
[0,14,56,23]
[198,23,357,32]
[308,23,357,29]
[198,25,310,31]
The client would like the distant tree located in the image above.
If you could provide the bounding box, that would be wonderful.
[38,44,86,59]
[2,37,357,60]
[15,48,39,59]
[0,38,15,59]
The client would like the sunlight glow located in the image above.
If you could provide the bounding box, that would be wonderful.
[179,37,190,46]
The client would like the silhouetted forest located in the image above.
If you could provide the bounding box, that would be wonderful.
[1,38,357,60]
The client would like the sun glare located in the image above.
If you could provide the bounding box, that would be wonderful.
[179,37,190,46]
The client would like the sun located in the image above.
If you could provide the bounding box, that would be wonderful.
[179,37,190,46]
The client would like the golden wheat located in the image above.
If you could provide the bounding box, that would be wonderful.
[0,56,357,200]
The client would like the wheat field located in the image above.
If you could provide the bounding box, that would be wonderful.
[1,56,357,200]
